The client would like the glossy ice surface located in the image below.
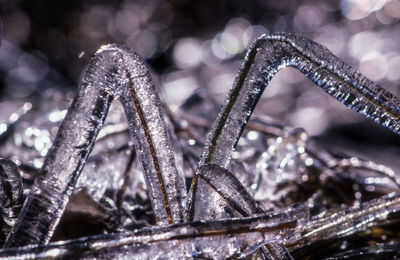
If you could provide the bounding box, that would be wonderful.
[0,33,399,259]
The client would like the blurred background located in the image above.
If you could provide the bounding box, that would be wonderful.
[1,0,400,166]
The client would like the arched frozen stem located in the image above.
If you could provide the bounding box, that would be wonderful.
[5,44,185,247]
[186,32,400,220]
[203,32,400,168]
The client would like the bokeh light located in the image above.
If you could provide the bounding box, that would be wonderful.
[1,0,400,137]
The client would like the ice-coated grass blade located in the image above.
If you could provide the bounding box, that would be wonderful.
[0,159,23,242]
[186,32,400,220]
[190,164,263,221]
[289,192,400,249]
[1,193,399,259]
[0,204,309,259]
[5,44,185,247]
